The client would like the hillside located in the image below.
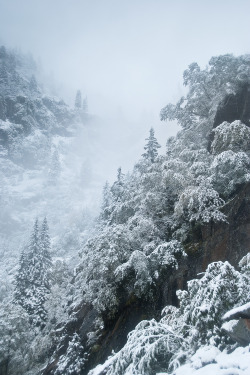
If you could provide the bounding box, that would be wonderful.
[0,51,250,375]
[0,46,97,305]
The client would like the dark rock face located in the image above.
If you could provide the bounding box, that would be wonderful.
[200,182,250,271]
[208,84,250,151]
[213,84,250,128]
[182,182,250,282]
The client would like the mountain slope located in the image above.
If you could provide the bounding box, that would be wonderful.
[0,51,250,375]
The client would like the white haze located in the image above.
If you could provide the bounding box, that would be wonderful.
[1,0,250,182]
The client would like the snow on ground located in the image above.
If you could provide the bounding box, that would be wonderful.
[156,345,250,375]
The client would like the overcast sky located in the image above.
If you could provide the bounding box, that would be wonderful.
[0,0,250,177]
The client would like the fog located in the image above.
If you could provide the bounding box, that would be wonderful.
[1,0,250,180]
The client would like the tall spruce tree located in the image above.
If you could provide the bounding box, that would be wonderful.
[111,167,125,202]
[100,181,113,222]
[75,89,82,109]
[14,249,28,308]
[142,128,161,162]
[15,218,52,327]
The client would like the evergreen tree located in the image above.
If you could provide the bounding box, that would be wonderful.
[14,249,28,307]
[55,333,86,375]
[75,89,82,109]
[111,167,125,202]
[142,128,161,162]
[39,217,52,288]
[100,181,113,222]
[15,218,52,327]
[27,218,41,284]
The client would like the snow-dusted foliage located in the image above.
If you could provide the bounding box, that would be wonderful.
[174,178,226,224]
[115,241,186,298]
[210,150,250,196]
[15,218,52,326]
[95,257,250,375]
[0,302,34,375]
[55,333,86,375]
[177,260,249,348]
[106,317,185,375]
[160,54,250,131]
[77,160,187,316]
[142,127,161,163]
[211,120,250,154]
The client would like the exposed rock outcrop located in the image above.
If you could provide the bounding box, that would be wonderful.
[213,84,250,128]
[208,84,250,151]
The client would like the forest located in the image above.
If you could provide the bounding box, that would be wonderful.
[0,46,250,375]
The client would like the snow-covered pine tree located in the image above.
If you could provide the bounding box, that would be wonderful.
[25,218,40,286]
[142,127,161,163]
[14,249,29,308]
[15,218,52,327]
[55,333,86,375]
[100,181,113,222]
[110,167,125,202]
[39,217,52,288]
[75,89,82,109]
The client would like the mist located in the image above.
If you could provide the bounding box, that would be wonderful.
[1,0,250,181]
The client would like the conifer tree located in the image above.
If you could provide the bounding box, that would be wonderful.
[27,218,41,284]
[15,218,52,327]
[14,249,28,307]
[100,181,113,221]
[75,90,82,109]
[142,128,161,162]
[111,167,125,202]
[39,217,52,288]
[56,333,86,374]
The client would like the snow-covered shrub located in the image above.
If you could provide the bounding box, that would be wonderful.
[211,120,250,154]
[210,150,250,196]
[93,257,250,375]
[115,250,152,297]
[177,260,250,348]
[55,333,86,375]
[115,241,186,299]
[78,224,135,314]
[148,240,186,276]
[0,302,35,375]
[174,178,226,224]
[105,317,186,375]
[162,158,193,195]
